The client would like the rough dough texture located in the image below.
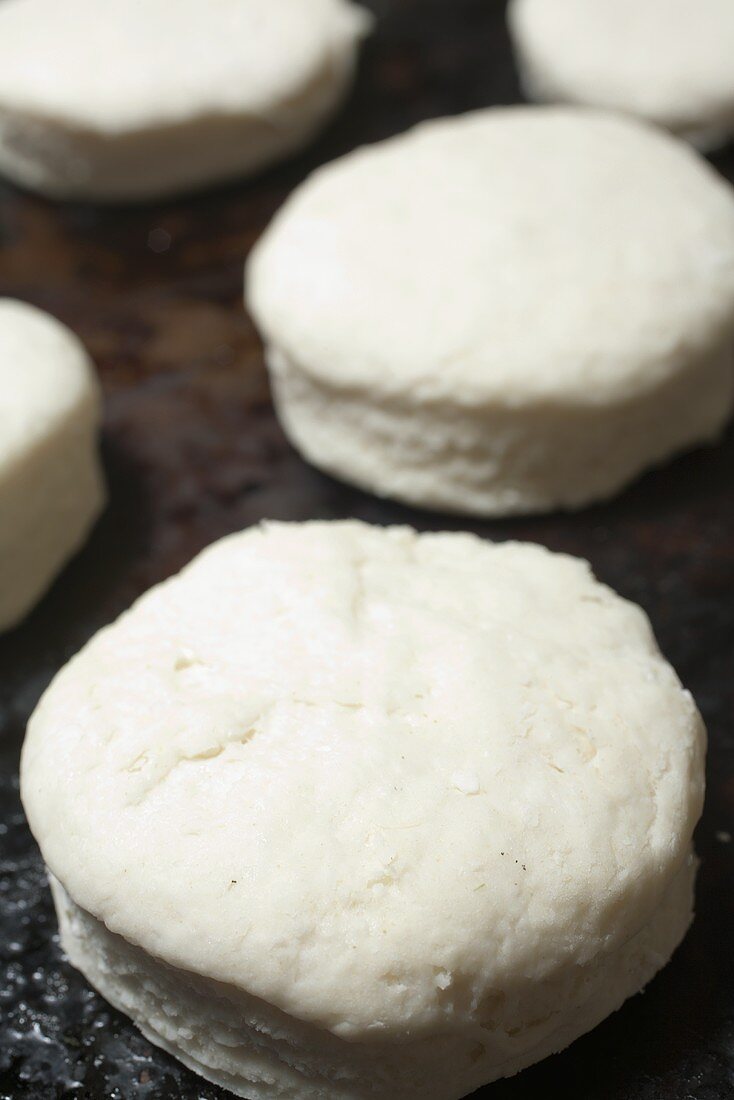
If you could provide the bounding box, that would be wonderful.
[0,299,105,632]
[247,108,734,516]
[0,0,370,201]
[508,0,734,151]
[22,521,705,1098]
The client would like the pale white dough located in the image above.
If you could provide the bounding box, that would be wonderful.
[0,299,105,632]
[22,521,705,1098]
[0,0,371,201]
[508,0,734,151]
[246,108,734,516]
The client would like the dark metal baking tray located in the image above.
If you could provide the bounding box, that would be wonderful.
[0,1,732,1096]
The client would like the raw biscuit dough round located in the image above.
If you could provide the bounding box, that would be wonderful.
[508,0,734,151]
[246,107,734,516]
[0,0,371,201]
[0,299,105,632]
[22,520,705,1099]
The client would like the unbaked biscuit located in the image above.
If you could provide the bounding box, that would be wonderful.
[0,0,370,201]
[22,520,705,1098]
[508,0,734,151]
[0,299,104,631]
[247,108,734,515]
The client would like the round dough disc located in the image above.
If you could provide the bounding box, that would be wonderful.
[247,107,734,516]
[0,0,370,201]
[22,521,705,1099]
[508,0,734,150]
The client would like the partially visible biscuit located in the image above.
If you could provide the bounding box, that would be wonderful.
[0,0,370,201]
[508,0,734,151]
[0,299,105,631]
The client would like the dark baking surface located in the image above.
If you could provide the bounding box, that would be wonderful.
[0,0,732,1096]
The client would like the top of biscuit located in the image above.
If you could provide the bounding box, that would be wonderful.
[247,107,734,406]
[0,0,370,131]
[21,520,704,1040]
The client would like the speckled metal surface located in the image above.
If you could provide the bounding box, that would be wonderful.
[0,1,732,1097]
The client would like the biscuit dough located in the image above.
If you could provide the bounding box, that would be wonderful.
[508,0,734,151]
[22,521,706,1098]
[0,299,105,631]
[0,0,370,201]
[247,108,734,515]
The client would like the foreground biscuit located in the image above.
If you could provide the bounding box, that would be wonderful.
[247,108,734,516]
[0,0,370,202]
[508,0,734,151]
[0,299,104,632]
[22,521,704,1099]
